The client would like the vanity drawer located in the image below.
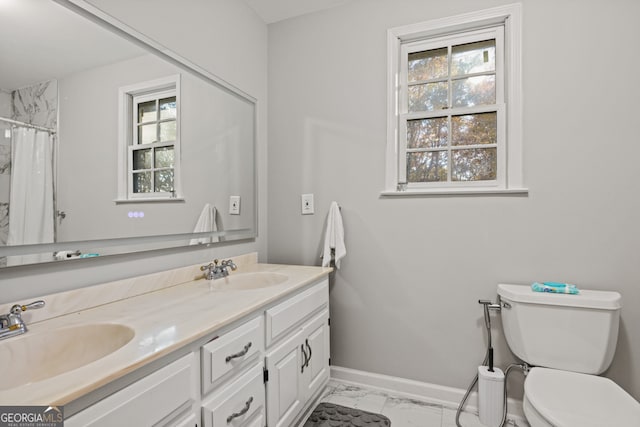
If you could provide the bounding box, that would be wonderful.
[265,279,328,347]
[201,363,265,427]
[201,316,263,395]
[66,353,196,427]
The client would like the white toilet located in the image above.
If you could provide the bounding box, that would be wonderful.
[497,284,640,427]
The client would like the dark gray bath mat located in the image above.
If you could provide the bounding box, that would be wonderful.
[303,402,391,426]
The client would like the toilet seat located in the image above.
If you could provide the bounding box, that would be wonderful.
[524,367,640,427]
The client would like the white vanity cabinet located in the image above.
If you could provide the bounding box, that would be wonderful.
[265,280,330,427]
[65,276,329,427]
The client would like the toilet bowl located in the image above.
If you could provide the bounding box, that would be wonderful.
[523,367,640,427]
[497,284,640,427]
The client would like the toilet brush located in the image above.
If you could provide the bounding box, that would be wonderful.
[478,347,505,427]
[456,300,503,427]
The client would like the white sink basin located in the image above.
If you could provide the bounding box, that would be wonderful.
[210,272,288,291]
[0,323,134,390]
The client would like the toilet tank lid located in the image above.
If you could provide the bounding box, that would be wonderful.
[497,284,621,310]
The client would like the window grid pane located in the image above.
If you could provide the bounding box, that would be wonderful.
[132,148,152,170]
[159,97,177,120]
[408,82,448,112]
[452,75,495,108]
[408,48,448,82]
[404,36,499,185]
[159,120,177,142]
[451,148,497,181]
[133,171,152,193]
[407,151,448,182]
[407,117,448,149]
[155,146,175,168]
[155,169,174,193]
[451,39,496,77]
[451,113,497,146]
[138,123,157,145]
[137,100,157,124]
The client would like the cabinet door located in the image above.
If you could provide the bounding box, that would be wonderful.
[265,328,305,427]
[301,309,330,400]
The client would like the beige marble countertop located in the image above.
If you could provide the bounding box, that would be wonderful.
[0,256,331,406]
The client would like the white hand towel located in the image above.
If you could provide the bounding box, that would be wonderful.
[322,201,346,268]
[190,204,218,245]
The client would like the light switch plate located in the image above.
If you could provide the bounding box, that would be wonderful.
[301,194,314,215]
[229,196,240,215]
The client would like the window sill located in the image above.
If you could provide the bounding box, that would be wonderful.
[114,198,185,204]
[380,188,528,197]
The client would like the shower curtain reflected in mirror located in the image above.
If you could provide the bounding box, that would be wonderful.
[6,127,54,265]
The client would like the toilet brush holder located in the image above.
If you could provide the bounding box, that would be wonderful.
[478,365,504,427]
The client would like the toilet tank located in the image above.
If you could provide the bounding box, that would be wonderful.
[497,284,621,375]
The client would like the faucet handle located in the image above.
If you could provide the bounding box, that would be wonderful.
[10,300,45,315]
[23,300,45,310]
[220,259,237,271]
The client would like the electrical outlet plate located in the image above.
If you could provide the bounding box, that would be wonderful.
[301,194,314,215]
[229,196,240,215]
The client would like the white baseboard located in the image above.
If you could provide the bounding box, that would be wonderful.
[330,365,525,420]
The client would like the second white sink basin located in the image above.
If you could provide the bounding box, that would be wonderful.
[211,272,288,291]
[0,323,134,391]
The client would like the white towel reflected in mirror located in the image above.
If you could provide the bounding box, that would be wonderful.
[190,204,218,245]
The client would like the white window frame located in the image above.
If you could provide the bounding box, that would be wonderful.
[384,3,526,196]
[116,75,183,202]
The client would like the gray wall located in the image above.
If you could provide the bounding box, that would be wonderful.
[267,0,640,400]
[0,0,267,302]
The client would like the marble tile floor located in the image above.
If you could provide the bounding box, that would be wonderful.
[315,380,529,427]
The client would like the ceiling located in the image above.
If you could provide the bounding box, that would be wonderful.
[0,0,142,91]
[243,0,354,24]
[0,0,353,91]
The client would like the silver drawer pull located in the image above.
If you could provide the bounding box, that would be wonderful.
[226,396,253,423]
[225,342,252,363]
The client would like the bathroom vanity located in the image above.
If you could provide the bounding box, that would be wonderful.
[0,253,331,427]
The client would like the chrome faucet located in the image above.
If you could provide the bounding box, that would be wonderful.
[0,300,45,340]
[200,259,237,280]
[220,259,237,272]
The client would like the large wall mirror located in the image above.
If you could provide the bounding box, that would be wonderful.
[0,0,257,267]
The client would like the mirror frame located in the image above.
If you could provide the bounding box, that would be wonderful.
[0,0,258,265]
